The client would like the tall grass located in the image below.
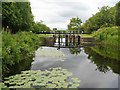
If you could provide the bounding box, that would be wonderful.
[92,26,119,46]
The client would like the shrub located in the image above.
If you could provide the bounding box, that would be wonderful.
[2,31,44,77]
[92,26,119,46]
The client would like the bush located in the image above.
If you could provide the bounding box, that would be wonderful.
[2,31,44,77]
[92,26,119,46]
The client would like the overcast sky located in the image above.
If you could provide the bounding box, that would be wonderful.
[29,0,119,30]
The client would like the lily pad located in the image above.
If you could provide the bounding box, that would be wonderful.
[3,67,80,88]
[0,82,7,88]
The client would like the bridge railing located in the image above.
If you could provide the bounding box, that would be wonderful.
[36,30,82,34]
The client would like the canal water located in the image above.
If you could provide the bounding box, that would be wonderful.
[31,38,119,88]
[4,37,119,88]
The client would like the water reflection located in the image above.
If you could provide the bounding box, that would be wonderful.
[69,47,81,55]
[54,37,119,75]
[3,58,33,77]
[84,45,119,75]
[31,46,118,88]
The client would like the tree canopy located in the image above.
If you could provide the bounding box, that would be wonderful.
[2,2,34,33]
[80,1,120,34]
[32,22,51,33]
[67,17,82,32]
[80,6,116,33]
[115,1,120,26]
[2,2,51,33]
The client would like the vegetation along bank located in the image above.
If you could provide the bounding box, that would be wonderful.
[2,31,46,77]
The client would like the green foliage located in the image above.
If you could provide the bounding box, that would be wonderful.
[69,48,81,55]
[32,22,51,33]
[91,45,119,60]
[1,0,29,2]
[55,30,67,33]
[115,1,120,26]
[0,31,2,82]
[0,82,7,88]
[80,34,93,38]
[0,2,1,18]
[67,17,82,31]
[2,31,44,76]
[92,26,119,46]
[81,5,117,33]
[2,2,34,33]
[85,47,119,74]
[3,67,80,88]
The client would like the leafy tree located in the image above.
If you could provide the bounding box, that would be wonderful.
[0,2,1,28]
[2,2,34,33]
[115,1,120,26]
[81,5,117,33]
[67,17,82,32]
[32,22,51,33]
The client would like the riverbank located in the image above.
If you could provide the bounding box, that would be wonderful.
[92,26,119,47]
[2,31,46,77]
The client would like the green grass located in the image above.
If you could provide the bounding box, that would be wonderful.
[38,34,93,38]
[80,34,93,38]
[92,26,119,46]
[38,34,52,37]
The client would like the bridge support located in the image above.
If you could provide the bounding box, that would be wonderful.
[65,34,68,46]
[53,31,81,48]
[78,35,80,45]
[53,35,56,43]
[58,32,60,46]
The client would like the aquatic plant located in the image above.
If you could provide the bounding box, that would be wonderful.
[0,82,7,88]
[3,67,80,88]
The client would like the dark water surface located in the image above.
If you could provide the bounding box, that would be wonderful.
[31,45,119,88]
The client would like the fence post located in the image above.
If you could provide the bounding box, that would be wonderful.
[78,35,80,45]
[73,31,75,45]
[58,31,60,46]
[65,34,68,46]
[53,35,56,43]
[61,31,63,44]
[69,31,72,44]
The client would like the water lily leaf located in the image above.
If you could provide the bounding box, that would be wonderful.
[72,78,80,83]
[9,86,22,88]
[0,82,7,88]
[46,84,56,88]
[4,81,10,84]
[3,67,80,88]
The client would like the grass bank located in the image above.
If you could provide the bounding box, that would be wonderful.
[2,31,46,77]
[80,34,93,38]
[92,26,119,46]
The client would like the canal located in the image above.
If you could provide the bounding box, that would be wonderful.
[31,37,119,88]
[4,37,119,88]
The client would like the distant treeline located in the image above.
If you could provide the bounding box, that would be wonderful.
[2,2,51,33]
[81,1,120,33]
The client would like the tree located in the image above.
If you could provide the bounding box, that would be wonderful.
[67,17,82,31]
[2,2,34,33]
[115,1,120,26]
[80,5,116,33]
[32,22,51,33]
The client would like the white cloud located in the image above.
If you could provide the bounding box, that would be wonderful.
[30,0,119,30]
